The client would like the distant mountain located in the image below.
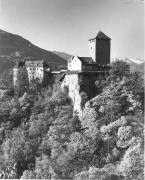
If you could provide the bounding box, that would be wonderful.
[0,29,143,79]
[112,57,144,73]
[53,51,72,61]
[0,29,70,76]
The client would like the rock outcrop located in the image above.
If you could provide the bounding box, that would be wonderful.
[61,72,105,116]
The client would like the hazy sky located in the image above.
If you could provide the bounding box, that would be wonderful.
[0,0,144,58]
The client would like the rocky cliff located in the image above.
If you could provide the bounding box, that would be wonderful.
[61,72,105,116]
[61,74,82,115]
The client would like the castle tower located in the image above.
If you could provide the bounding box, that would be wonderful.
[89,31,111,64]
[13,61,25,86]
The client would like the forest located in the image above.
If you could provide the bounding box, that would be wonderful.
[0,60,144,179]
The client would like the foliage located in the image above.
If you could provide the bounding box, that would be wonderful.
[73,66,144,179]
[80,91,88,109]
[109,60,130,81]
[0,61,143,179]
[0,69,13,89]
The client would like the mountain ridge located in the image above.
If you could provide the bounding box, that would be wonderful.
[0,29,144,77]
[0,29,69,75]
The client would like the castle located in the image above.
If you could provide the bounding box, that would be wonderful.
[68,31,110,72]
[13,59,51,86]
[13,30,111,116]
[61,31,111,115]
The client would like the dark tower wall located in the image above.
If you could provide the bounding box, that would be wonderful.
[95,39,110,64]
[89,31,111,64]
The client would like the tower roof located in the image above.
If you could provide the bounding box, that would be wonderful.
[89,31,111,40]
[78,57,94,64]
[14,61,25,68]
[25,60,50,68]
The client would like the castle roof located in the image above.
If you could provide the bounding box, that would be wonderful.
[25,60,50,68]
[14,58,50,69]
[14,61,25,68]
[78,57,94,64]
[89,31,111,40]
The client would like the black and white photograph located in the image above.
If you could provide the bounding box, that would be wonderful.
[0,0,144,179]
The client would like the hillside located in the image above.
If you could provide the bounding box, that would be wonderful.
[0,29,69,75]
[53,51,72,61]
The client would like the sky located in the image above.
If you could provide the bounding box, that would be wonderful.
[0,0,144,59]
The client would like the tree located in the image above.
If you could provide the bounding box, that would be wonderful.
[45,105,74,178]
[80,91,88,109]
[0,65,143,179]
[2,122,40,178]
[109,60,130,81]
[126,72,144,112]
[0,69,13,89]
[73,75,144,179]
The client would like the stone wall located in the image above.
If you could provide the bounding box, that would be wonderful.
[95,39,110,64]
[89,39,96,62]
[13,68,19,86]
[68,56,82,71]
